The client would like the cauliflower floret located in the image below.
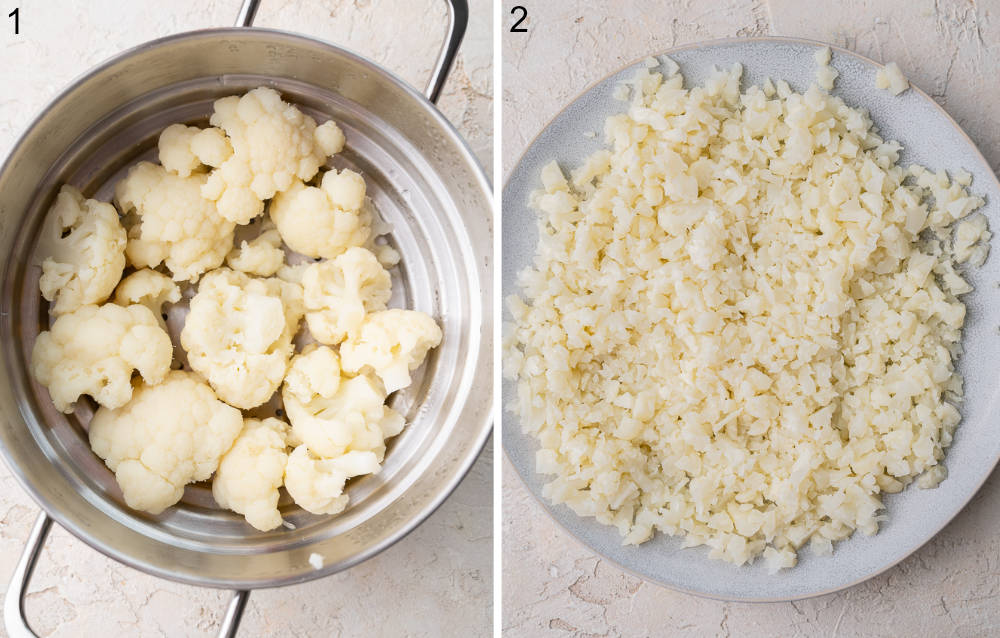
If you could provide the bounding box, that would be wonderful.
[269,169,372,259]
[31,303,173,413]
[115,162,235,282]
[284,344,341,403]
[158,124,233,178]
[302,247,390,344]
[284,446,380,515]
[180,268,303,409]
[201,87,345,224]
[113,269,181,332]
[275,262,310,284]
[89,370,242,514]
[282,350,403,461]
[212,417,290,530]
[340,309,442,393]
[37,185,126,315]
[226,219,284,277]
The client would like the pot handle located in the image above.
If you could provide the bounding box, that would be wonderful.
[234,0,468,104]
[3,512,250,638]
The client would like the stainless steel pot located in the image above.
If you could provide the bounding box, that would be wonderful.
[0,1,493,635]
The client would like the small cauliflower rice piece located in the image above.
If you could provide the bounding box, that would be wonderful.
[201,87,345,224]
[269,169,372,259]
[284,446,381,515]
[226,218,285,277]
[37,185,127,315]
[31,303,173,413]
[115,161,235,282]
[876,61,909,95]
[212,417,290,531]
[89,370,243,514]
[302,247,391,345]
[181,268,303,409]
[282,348,403,461]
[158,124,233,178]
[340,309,442,393]
[505,60,988,569]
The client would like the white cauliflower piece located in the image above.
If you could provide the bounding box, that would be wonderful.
[275,262,310,285]
[876,62,909,95]
[37,185,126,315]
[283,344,341,403]
[89,370,242,514]
[340,309,442,393]
[113,268,181,331]
[212,417,290,530]
[115,161,235,282]
[201,87,345,224]
[158,124,233,178]
[226,219,284,276]
[269,169,372,259]
[302,247,390,344]
[284,446,380,515]
[180,268,303,409]
[282,350,404,461]
[31,303,173,413]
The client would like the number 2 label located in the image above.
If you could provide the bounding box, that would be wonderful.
[510,6,527,33]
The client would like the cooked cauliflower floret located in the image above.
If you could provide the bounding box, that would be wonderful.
[284,446,380,515]
[180,268,303,409]
[212,417,290,531]
[89,370,242,514]
[158,124,233,178]
[340,309,442,393]
[226,219,284,277]
[37,185,126,315]
[282,350,403,461]
[31,303,173,413]
[283,344,341,403]
[115,161,235,282]
[275,262,310,285]
[302,247,390,344]
[269,169,372,259]
[201,87,345,224]
[113,268,181,332]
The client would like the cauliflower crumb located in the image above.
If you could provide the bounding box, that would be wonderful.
[953,213,991,266]
[115,161,235,282]
[32,303,173,412]
[302,247,391,345]
[158,124,232,178]
[226,218,285,277]
[269,169,372,259]
[505,62,988,569]
[813,46,838,91]
[181,268,303,409]
[37,185,126,315]
[340,309,442,393]
[200,87,344,224]
[308,552,324,569]
[89,370,242,514]
[284,445,381,515]
[212,417,290,530]
[876,62,909,95]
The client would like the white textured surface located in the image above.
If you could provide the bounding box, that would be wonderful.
[0,1,492,637]
[502,0,1000,635]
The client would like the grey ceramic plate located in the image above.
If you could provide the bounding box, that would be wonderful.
[502,37,1000,601]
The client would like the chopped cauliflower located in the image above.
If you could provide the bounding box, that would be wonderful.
[226,219,284,276]
[269,169,372,259]
[113,269,180,331]
[89,370,242,514]
[303,247,390,344]
[284,446,380,515]
[37,185,126,315]
[282,350,403,461]
[876,62,909,95]
[340,309,442,393]
[283,344,341,403]
[275,262,310,285]
[212,417,290,531]
[158,124,232,178]
[115,161,235,282]
[31,303,172,413]
[180,268,303,409]
[201,87,345,224]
